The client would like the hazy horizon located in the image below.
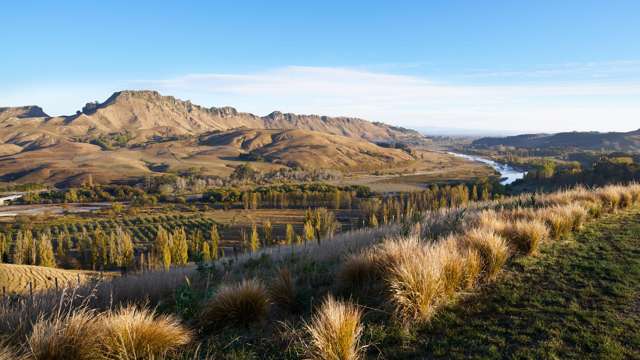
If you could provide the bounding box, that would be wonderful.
[3,1,640,133]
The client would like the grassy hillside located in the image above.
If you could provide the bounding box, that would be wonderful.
[387,208,640,359]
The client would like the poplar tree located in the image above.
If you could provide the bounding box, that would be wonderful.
[172,227,189,266]
[0,233,7,263]
[285,224,295,245]
[250,223,260,252]
[369,213,379,228]
[263,220,273,246]
[201,242,211,262]
[210,224,220,260]
[37,233,56,267]
[303,220,315,242]
[155,226,171,270]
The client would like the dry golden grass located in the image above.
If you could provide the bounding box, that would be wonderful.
[462,229,510,281]
[386,242,444,324]
[0,344,21,360]
[475,210,506,233]
[305,295,364,360]
[537,206,573,239]
[200,279,270,327]
[99,305,192,360]
[461,248,482,289]
[338,251,382,293]
[19,301,191,360]
[597,186,623,211]
[268,268,298,312]
[500,219,549,255]
[26,308,102,360]
[435,236,466,296]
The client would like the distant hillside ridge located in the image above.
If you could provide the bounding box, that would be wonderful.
[0,105,49,120]
[0,90,424,146]
[472,129,640,152]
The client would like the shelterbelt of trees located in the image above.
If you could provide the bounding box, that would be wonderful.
[1,182,501,272]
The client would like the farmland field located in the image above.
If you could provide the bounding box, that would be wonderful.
[0,263,104,294]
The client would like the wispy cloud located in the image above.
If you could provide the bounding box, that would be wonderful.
[3,65,639,134]
[459,60,640,80]
[140,65,640,133]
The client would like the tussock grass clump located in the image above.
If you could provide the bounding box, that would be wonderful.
[462,229,509,280]
[99,305,192,359]
[462,248,482,289]
[200,279,270,327]
[597,186,622,211]
[338,251,383,297]
[627,183,640,203]
[566,203,589,230]
[268,268,299,312]
[500,219,549,255]
[386,240,444,324]
[305,296,364,360]
[0,344,21,360]
[504,207,537,222]
[475,210,506,233]
[538,206,574,239]
[26,308,102,360]
[435,236,466,296]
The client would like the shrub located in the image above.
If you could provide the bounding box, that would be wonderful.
[462,229,509,280]
[305,296,364,360]
[500,219,549,255]
[200,279,270,327]
[99,305,192,359]
[26,308,101,360]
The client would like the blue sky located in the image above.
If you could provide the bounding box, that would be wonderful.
[2,0,640,133]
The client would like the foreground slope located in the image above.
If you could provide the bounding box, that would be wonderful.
[398,209,640,359]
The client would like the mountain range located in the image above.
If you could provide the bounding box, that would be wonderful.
[0,90,422,186]
[472,129,640,152]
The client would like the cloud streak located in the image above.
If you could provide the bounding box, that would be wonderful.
[141,65,640,133]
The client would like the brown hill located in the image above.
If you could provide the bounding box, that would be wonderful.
[0,90,421,145]
[200,128,414,170]
[0,90,424,186]
[0,129,415,186]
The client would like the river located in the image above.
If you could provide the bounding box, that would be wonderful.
[447,152,527,185]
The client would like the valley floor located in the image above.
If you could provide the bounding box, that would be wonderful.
[391,209,640,359]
